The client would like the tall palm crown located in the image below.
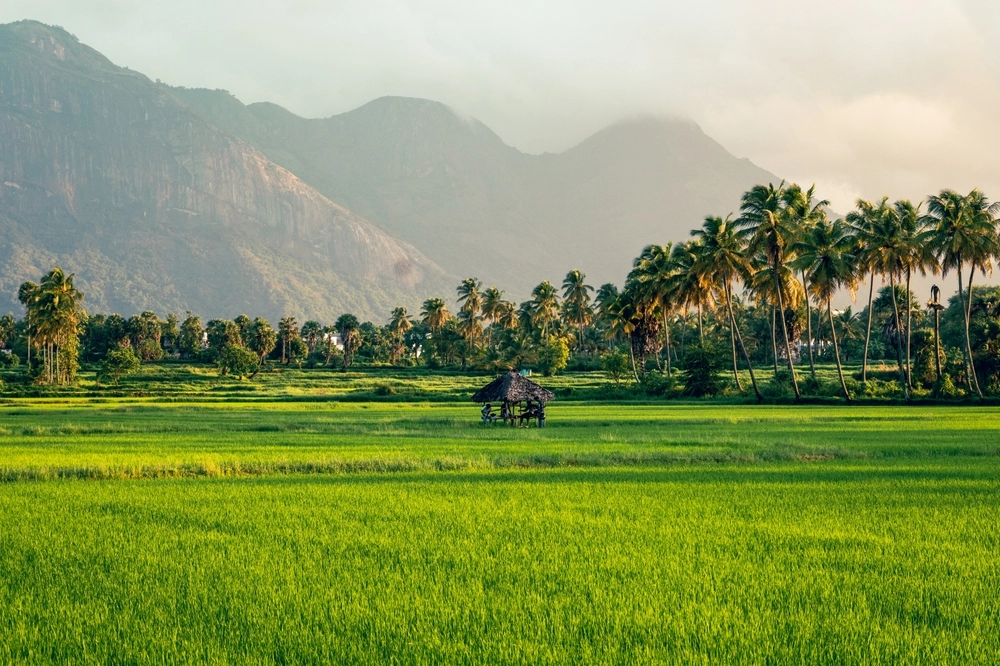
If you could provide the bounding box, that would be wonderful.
[629,244,675,313]
[691,215,750,288]
[561,270,594,307]
[530,280,560,338]
[481,287,505,325]
[737,182,796,269]
[420,297,451,333]
[456,278,483,316]
[927,189,1000,278]
[795,217,858,305]
[389,307,412,339]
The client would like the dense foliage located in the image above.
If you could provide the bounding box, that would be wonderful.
[3,185,1000,401]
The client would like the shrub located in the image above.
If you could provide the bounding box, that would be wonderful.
[217,345,260,379]
[681,344,724,397]
[538,336,570,377]
[101,346,141,385]
[0,351,19,368]
[601,351,631,386]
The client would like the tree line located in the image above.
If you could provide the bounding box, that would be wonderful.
[1,184,999,400]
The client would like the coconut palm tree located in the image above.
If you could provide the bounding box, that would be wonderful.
[668,240,712,343]
[691,214,761,400]
[629,244,677,375]
[862,201,913,399]
[530,281,560,339]
[894,199,938,389]
[420,297,451,335]
[594,283,620,351]
[738,182,802,399]
[278,316,299,364]
[795,216,858,400]
[747,256,805,376]
[388,307,412,364]
[561,269,594,353]
[334,313,361,369]
[300,320,322,354]
[31,268,85,384]
[481,287,505,345]
[926,189,1000,399]
[846,197,888,383]
[456,278,484,354]
[786,184,830,384]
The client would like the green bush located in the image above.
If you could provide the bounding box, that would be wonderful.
[137,338,164,362]
[601,351,631,386]
[100,346,141,386]
[681,344,724,397]
[217,345,260,379]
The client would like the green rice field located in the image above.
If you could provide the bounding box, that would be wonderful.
[1,391,998,663]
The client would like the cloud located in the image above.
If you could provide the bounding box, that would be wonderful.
[3,0,1000,214]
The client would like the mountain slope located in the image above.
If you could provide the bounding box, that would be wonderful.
[0,21,450,321]
[174,91,780,295]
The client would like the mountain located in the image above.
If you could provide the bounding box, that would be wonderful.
[0,19,782,322]
[0,21,451,322]
[173,92,780,296]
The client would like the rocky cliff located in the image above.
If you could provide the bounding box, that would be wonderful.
[0,21,450,321]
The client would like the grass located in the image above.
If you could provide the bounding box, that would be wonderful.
[1,369,999,663]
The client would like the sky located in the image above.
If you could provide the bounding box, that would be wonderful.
[3,0,1000,215]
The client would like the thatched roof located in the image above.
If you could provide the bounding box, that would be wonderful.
[471,371,555,403]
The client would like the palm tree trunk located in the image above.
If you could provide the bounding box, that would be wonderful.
[680,313,687,360]
[728,286,760,401]
[628,338,640,384]
[725,285,742,390]
[828,298,850,402]
[697,303,704,343]
[662,312,672,378]
[965,266,983,399]
[956,265,975,394]
[862,269,875,383]
[773,262,800,399]
[802,270,816,382]
[888,274,910,401]
[905,268,912,389]
[934,308,942,383]
[770,306,779,375]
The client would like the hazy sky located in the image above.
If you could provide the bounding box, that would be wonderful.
[4,0,1000,213]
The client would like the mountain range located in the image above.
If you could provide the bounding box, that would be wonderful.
[0,20,779,321]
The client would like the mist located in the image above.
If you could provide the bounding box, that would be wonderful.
[3,0,1000,214]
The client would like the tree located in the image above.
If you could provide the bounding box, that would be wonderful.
[530,281,561,339]
[926,189,1000,399]
[894,199,938,389]
[100,345,140,386]
[388,307,413,364]
[692,214,762,401]
[246,317,278,365]
[420,298,451,336]
[0,314,15,350]
[456,278,484,358]
[217,344,260,379]
[233,314,251,344]
[561,269,595,353]
[206,319,242,356]
[738,182,802,399]
[278,316,299,364]
[21,268,85,385]
[847,197,889,383]
[785,184,830,384]
[335,314,361,369]
[628,245,676,374]
[538,336,570,376]
[179,312,203,357]
[301,321,322,353]
[162,313,180,351]
[795,216,857,400]
[481,287,505,345]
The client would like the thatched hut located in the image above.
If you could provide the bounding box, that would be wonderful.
[472,371,554,426]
